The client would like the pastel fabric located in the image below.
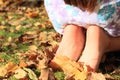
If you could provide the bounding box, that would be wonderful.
[44,0,120,37]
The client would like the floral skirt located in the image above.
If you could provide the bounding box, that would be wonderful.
[44,0,120,37]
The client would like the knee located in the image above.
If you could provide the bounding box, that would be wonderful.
[87,25,108,37]
[86,25,103,38]
[86,25,111,52]
[87,25,101,33]
[64,24,84,31]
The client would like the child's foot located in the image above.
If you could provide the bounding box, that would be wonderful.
[78,51,102,71]
[78,26,109,71]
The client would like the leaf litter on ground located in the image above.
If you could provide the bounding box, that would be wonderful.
[0,1,120,80]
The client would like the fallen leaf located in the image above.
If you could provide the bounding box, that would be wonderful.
[19,60,28,68]
[5,62,19,73]
[0,66,8,77]
[25,31,37,35]
[15,25,22,31]
[18,34,37,43]
[14,68,27,79]
[0,26,6,30]
[0,58,5,63]
[8,37,12,42]
[0,36,4,41]
[49,55,88,80]
[24,68,38,80]
[87,72,106,80]
[39,68,56,80]
[25,51,38,61]
[37,50,56,80]
[25,11,39,18]
[34,22,41,27]
[29,45,37,51]
[104,74,114,80]
[8,17,26,26]
[0,0,3,4]
[39,32,48,41]
[0,62,19,77]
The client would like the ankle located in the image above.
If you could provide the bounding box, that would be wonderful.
[79,56,100,71]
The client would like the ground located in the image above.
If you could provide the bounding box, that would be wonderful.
[0,1,120,80]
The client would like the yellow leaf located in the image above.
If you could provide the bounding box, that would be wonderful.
[5,62,19,73]
[34,22,41,26]
[29,45,37,51]
[14,68,27,79]
[8,37,12,42]
[50,55,88,80]
[0,0,3,4]
[16,25,21,31]
[39,32,48,41]
[25,31,37,35]
[0,62,19,77]
[0,66,7,77]
[0,26,6,30]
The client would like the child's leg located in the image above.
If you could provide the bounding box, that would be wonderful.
[56,24,85,61]
[78,26,111,71]
[107,37,120,52]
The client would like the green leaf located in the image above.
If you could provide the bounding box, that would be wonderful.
[24,68,38,80]
[0,16,4,21]
[8,76,18,80]
[54,71,65,80]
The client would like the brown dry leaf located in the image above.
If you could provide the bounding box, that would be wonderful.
[15,25,21,31]
[0,58,5,63]
[11,0,25,6]
[50,55,88,80]
[8,17,26,26]
[34,22,40,26]
[0,62,19,77]
[18,34,37,43]
[39,31,60,47]
[104,74,114,80]
[3,42,10,46]
[38,23,46,29]
[39,32,48,41]
[0,0,10,6]
[14,68,27,79]
[0,36,4,42]
[52,55,105,80]
[0,26,6,30]
[8,36,12,42]
[5,62,19,72]
[37,52,56,80]
[87,72,105,80]
[47,32,60,46]
[0,66,8,77]
[25,11,39,18]
[0,0,3,4]
[29,45,37,51]
[111,68,120,74]
[25,51,38,61]
[37,53,49,70]
[19,60,28,68]
[39,68,56,80]
[44,20,53,29]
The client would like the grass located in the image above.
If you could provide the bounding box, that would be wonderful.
[0,5,65,80]
[0,4,120,80]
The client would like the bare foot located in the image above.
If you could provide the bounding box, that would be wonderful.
[78,53,101,71]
